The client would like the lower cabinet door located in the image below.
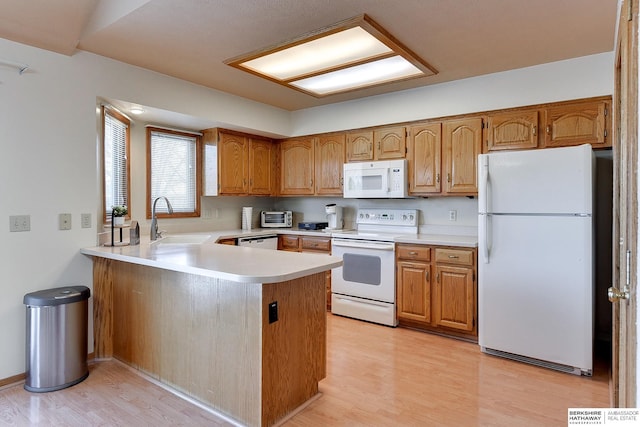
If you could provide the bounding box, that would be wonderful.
[434,265,474,331]
[397,261,431,324]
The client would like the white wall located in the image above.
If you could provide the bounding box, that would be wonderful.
[0,35,615,381]
[290,52,614,136]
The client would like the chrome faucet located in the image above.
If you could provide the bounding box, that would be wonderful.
[150,196,174,241]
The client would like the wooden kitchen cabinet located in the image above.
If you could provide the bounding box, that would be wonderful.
[374,126,406,160]
[346,130,374,161]
[346,126,406,162]
[543,99,610,148]
[278,234,333,308]
[408,118,481,196]
[396,245,431,323]
[315,133,345,195]
[485,109,539,152]
[442,117,482,195]
[203,128,275,196]
[407,122,442,194]
[396,243,477,340]
[279,137,315,195]
[434,248,476,333]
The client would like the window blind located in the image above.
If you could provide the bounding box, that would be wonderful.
[104,110,128,218]
[149,130,197,213]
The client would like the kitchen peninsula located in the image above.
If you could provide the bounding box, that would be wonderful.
[81,238,342,427]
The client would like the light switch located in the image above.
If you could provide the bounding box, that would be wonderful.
[9,215,30,232]
[81,213,91,228]
[59,213,72,230]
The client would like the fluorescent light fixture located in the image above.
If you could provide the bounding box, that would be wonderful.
[225,14,437,97]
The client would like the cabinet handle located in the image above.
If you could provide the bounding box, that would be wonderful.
[436,273,440,283]
[447,173,451,183]
[546,125,551,134]
[378,141,381,150]
[436,173,440,183]
[426,271,429,281]
[448,255,459,259]
[408,251,418,255]
[532,125,537,136]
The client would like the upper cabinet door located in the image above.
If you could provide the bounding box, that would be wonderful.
[442,118,482,194]
[218,131,248,195]
[248,138,274,195]
[486,110,539,152]
[346,131,374,162]
[408,123,441,194]
[374,126,406,160]
[280,138,315,195]
[315,133,345,195]
[543,100,609,148]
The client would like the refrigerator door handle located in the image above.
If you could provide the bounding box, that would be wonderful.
[479,155,489,214]
[480,213,490,263]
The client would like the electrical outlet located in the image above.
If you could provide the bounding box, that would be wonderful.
[81,213,91,228]
[59,213,72,230]
[9,215,30,232]
[268,301,278,324]
[448,210,457,221]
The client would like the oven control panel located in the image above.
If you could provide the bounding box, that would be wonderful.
[356,209,418,226]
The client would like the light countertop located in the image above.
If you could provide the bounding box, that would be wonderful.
[81,234,342,284]
[81,227,477,284]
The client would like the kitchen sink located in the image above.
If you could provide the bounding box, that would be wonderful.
[150,234,214,245]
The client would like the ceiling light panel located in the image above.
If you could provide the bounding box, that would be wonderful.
[225,14,437,97]
[291,56,423,95]
[240,27,393,80]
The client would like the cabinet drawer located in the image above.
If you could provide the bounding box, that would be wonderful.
[435,248,474,266]
[397,245,430,261]
[300,236,331,252]
[278,235,299,251]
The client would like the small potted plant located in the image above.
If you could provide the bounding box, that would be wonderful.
[112,205,128,226]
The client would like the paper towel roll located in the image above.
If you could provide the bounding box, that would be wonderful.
[242,207,252,230]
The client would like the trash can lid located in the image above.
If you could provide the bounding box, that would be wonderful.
[23,286,90,306]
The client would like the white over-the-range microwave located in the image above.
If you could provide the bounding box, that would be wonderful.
[343,159,408,198]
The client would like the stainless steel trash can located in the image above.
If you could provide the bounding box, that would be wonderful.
[23,286,90,392]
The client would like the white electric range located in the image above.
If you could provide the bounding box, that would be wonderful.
[331,208,418,326]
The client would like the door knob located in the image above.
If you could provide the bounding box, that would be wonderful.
[608,286,629,303]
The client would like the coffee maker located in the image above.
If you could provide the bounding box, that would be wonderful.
[325,204,343,230]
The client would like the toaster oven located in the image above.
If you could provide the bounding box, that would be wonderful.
[260,211,292,228]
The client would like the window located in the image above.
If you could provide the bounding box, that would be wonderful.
[102,107,130,222]
[147,127,201,218]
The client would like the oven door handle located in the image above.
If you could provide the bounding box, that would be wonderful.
[331,239,395,251]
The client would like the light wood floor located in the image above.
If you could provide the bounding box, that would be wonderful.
[0,314,610,426]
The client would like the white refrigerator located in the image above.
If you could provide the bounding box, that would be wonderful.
[478,144,594,376]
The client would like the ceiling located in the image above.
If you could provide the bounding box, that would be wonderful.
[0,0,619,112]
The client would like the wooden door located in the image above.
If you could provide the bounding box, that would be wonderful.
[374,126,406,159]
[397,261,431,323]
[315,133,345,195]
[442,118,482,194]
[610,0,638,408]
[346,130,373,162]
[279,138,315,195]
[218,131,247,195]
[408,123,441,194]
[248,138,273,195]
[485,109,539,151]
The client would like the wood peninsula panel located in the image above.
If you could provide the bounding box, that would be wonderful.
[262,272,326,425]
[90,258,327,427]
[92,257,113,359]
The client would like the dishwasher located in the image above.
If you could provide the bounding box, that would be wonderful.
[237,235,278,250]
